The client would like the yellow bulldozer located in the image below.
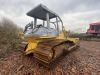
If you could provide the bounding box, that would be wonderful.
[20,4,79,67]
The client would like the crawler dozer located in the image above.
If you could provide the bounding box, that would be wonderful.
[20,4,79,66]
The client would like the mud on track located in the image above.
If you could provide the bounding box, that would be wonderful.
[0,41,100,75]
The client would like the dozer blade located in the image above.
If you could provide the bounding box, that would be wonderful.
[34,40,78,67]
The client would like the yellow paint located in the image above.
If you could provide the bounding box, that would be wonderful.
[25,42,37,54]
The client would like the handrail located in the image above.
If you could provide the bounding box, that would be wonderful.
[57,16,66,37]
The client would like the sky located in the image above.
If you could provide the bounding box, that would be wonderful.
[0,0,100,33]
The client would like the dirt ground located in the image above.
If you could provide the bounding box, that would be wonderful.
[0,40,100,75]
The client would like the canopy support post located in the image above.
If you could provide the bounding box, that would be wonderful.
[43,20,45,27]
[34,18,37,28]
[56,17,59,35]
[46,12,50,29]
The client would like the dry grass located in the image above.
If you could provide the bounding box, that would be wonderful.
[0,17,21,58]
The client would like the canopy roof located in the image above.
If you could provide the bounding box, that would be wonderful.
[90,22,100,25]
[27,4,58,20]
